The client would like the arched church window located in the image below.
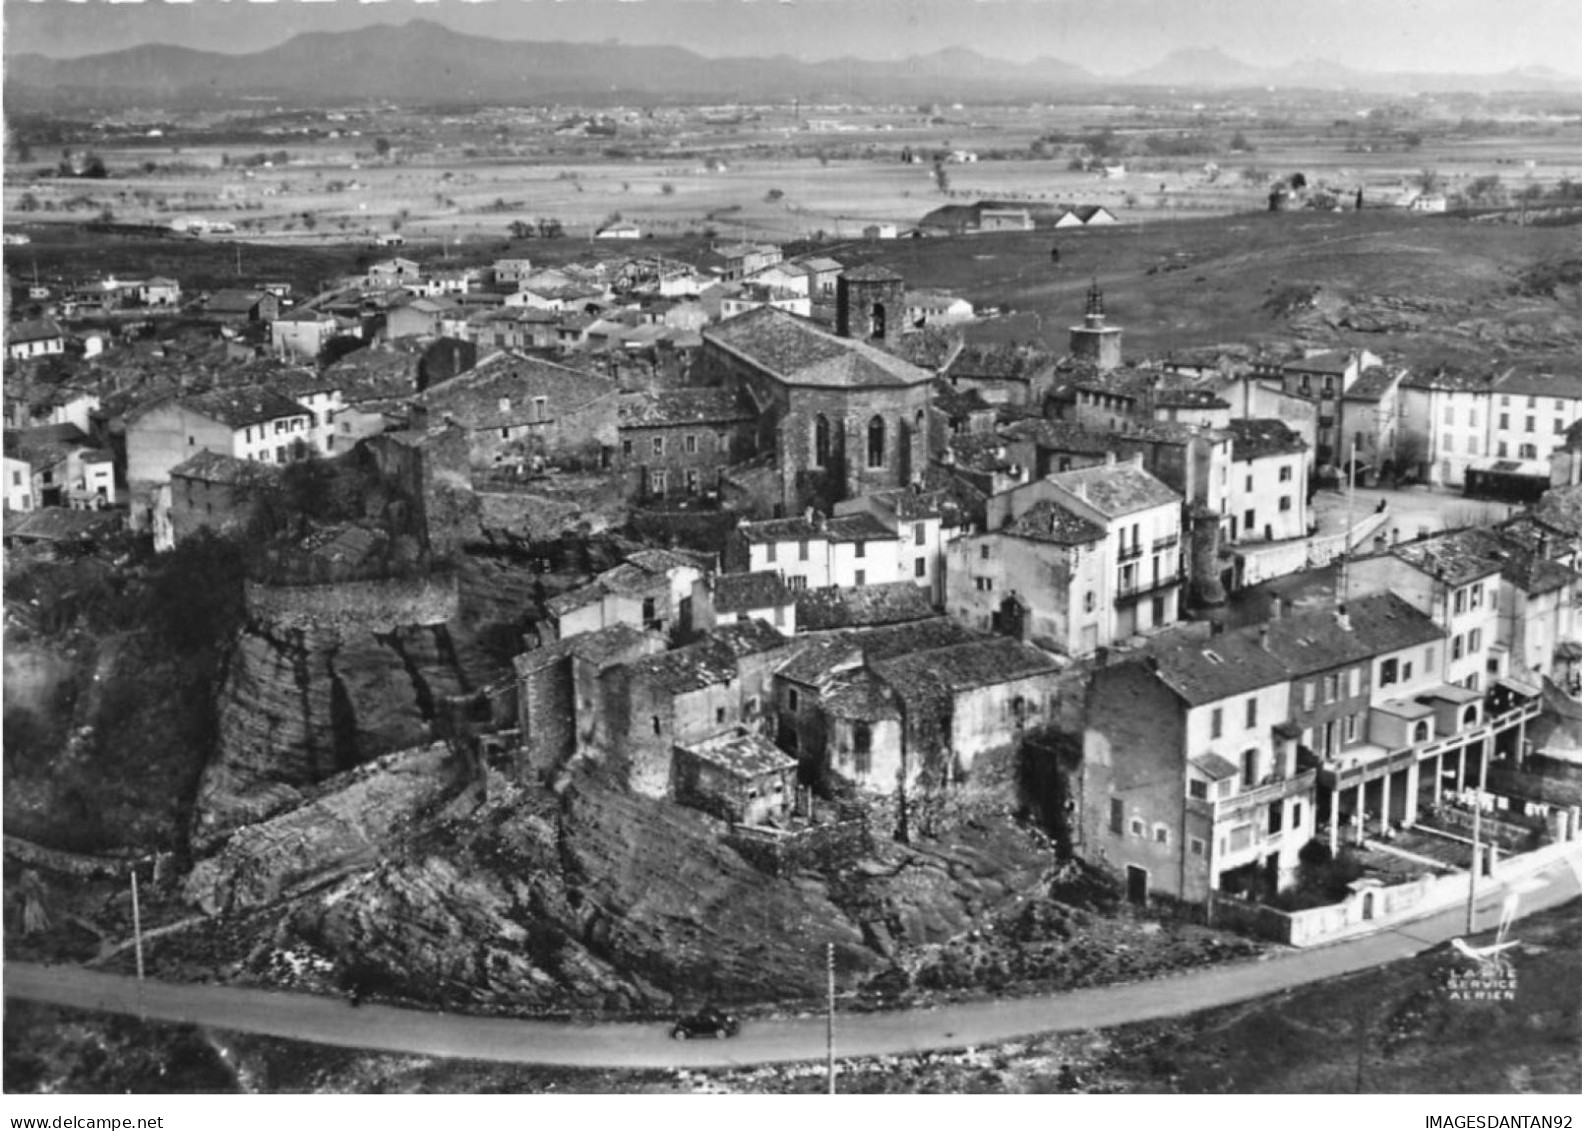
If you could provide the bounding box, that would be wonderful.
[867,415,886,468]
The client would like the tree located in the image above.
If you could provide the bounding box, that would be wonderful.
[1229,130,1255,152]
[373,137,392,158]
[932,160,950,194]
[1419,168,1442,194]
[507,219,534,239]
[1401,130,1424,150]
[764,187,784,203]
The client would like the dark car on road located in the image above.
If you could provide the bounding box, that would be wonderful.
[670,1006,740,1039]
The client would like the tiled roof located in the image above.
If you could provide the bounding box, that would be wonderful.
[861,485,971,524]
[855,618,983,661]
[417,350,615,428]
[512,624,657,676]
[1228,418,1307,461]
[873,636,1058,693]
[823,512,897,543]
[8,319,63,343]
[945,344,1057,383]
[1283,351,1353,375]
[1258,592,1443,677]
[776,636,864,686]
[711,571,792,613]
[617,388,752,428]
[796,581,936,632]
[1535,484,1582,537]
[823,670,902,720]
[704,306,932,389]
[627,547,714,575]
[1401,364,1499,393]
[205,289,266,314]
[1048,462,1180,519]
[5,423,93,467]
[1003,499,1108,546]
[735,516,822,544]
[1379,527,1509,587]
[1190,753,1240,781]
[183,386,310,430]
[1491,366,1582,402]
[169,448,282,488]
[679,730,796,779]
[1343,367,1403,402]
[4,507,119,542]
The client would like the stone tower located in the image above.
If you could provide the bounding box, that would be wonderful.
[836,265,906,341]
[1068,280,1123,372]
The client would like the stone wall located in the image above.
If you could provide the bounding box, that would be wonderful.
[724,818,870,877]
[244,572,459,635]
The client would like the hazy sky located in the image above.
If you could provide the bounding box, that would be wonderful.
[5,0,1580,73]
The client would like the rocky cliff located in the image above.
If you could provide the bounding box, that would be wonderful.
[193,608,511,852]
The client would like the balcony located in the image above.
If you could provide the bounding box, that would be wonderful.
[1189,769,1318,823]
[1114,572,1181,605]
[1118,542,1144,562]
[1317,699,1541,792]
[1152,533,1180,552]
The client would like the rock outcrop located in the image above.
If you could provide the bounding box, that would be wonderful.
[193,613,503,850]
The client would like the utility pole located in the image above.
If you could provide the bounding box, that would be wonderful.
[130,863,146,1018]
[1466,733,1491,934]
[826,942,836,1095]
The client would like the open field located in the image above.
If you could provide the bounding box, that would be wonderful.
[8,97,1581,248]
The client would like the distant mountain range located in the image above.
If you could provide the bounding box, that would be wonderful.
[6,22,1579,110]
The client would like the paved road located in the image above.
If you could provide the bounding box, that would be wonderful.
[6,849,1580,1071]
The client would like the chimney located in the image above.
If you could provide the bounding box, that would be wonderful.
[804,506,815,523]
[1269,598,1281,621]
[1336,602,1352,631]
[1104,451,1117,465]
[1259,624,1271,651]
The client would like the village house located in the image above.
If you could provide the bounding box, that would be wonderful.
[768,619,976,796]
[160,448,282,551]
[834,484,971,605]
[1337,365,1405,483]
[1349,528,1505,691]
[998,418,1233,523]
[795,580,939,636]
[942,344,1057,408]
[366,258,422,288]
[671,730,798,825]
[1397,362,1502,488]
[1484,364,1582,474]
[690,571,797,635]
[545,547,710,644]
[1081,623,1308,906]
[203,289,279,324]
[977,208,1034,232]
[614,388,755,501]
[414,350,618,470]
[595,221,642,240]
[125,387,314,532]
[4,454,34,511]
[513,624,667,780]
[904,290,975,329]
[794,256,844,297]
[491,258,535,287]
[718,284,812,320]
[139,277,182,307]
[726,511,903,591]
[6,319,66,361]
[699,273,935,514]
[701,243,783,283]
[3,423,103,510]
[983,457,1185,640]
[871,635,1062,796]
[386,296,460,341]
[1224,419,1310,544]
[604,621,790,798]
[947,498,1108,653]
[271,308,351,361]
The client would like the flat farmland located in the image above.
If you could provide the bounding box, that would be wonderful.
[9,99,1580,249]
